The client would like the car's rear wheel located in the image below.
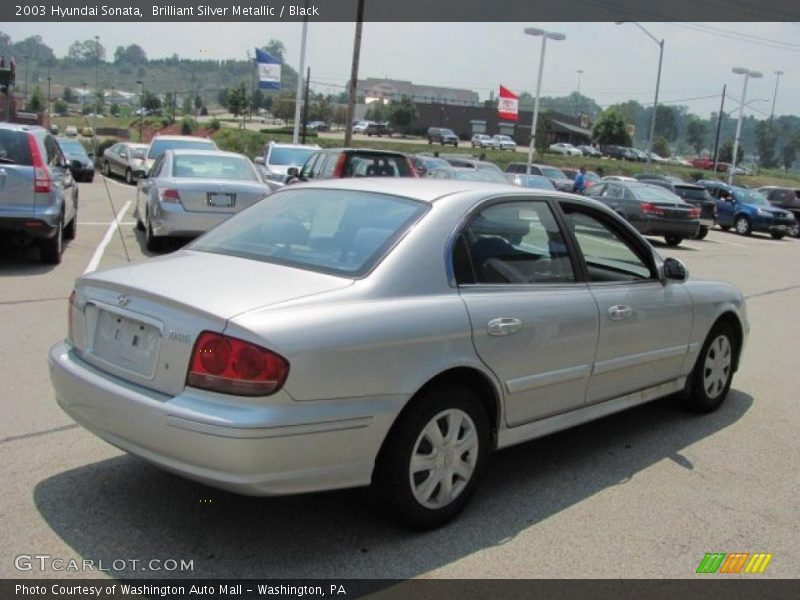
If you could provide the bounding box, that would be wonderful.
[63,210,77,240]
[770,232,785,240]
[145,216,162,252]
[40,216,63,264]
[103,161,111,177]
[664,235,683,246]
[370,383,489,529]
[683,323,737,413]
[735,216,752,236]
[694,226,709,240]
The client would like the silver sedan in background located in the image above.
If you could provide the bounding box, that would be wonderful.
[52,179,747,529]
[134,149,271,251]
[101,142,149,184]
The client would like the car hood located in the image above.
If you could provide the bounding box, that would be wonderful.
[80,250,354,321]
[761,206,793,218]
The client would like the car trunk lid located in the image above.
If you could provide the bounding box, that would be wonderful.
[167,179,269,214]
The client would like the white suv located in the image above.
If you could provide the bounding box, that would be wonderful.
[492,135,517,151]
[470,134,496,149]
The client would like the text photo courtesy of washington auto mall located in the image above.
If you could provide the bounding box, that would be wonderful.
[1,1,799,599]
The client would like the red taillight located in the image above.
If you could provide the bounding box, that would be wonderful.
[688,207,701,219]
[406,157,419,177]
[641,202,665,216]
[332,153,348,178]
[27,134,51,193]
[187,331,289,397]
[159,188,181,203]
[67,290,76,341]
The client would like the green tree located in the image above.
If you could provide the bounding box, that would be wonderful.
[62,86,77,103]
[781,137,798,171]
[388,96,418,134]
[53,98,68,116]
[113,44,147,65]
[25,86,44,112]
[109,102,120,116]
[719,140,744,164]
[365,101,390,122]
[755,121,778,168]
[653,105,679,142]
[652,135,670,158]
[141,90,161,113]
[216,87,229,109]
[227,82,249,118]
[271,96,296,122]
[592,109,632,146]
[182,95,193,115]
[686,118,708,154]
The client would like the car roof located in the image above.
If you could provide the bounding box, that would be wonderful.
[167,149,247,158]
[316,147,408,156]
[268,142,321,150]
[0,122,45,132]
[150,135,214,142]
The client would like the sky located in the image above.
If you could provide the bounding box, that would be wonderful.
[3,21,799,119]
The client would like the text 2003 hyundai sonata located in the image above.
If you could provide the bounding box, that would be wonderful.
[49,179,748,528]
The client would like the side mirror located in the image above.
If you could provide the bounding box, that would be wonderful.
[70,159,82,171]
[287,166,299,177]
[254,156,265,165]
[662,257,688,282]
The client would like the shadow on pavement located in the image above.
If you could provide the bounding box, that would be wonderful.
[34,390,753,580]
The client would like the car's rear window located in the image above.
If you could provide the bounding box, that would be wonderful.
[269,146,316,167]
[148,139,216,159]
[58,139,88,157]
[190,188,428,277]
[173,154,258,181]
[345,154,413,177]
[0,130,33,166]
[675,186,712,201]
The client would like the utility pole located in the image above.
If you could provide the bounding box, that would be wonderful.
[770,70,783,121]
[292,9,309,143]
[712,84,726,174]
[301,67,310,144]
[344,0,365,148]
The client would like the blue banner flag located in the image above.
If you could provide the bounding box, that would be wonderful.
[255,48,281,90]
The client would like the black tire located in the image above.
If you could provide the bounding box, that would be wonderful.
[103,161,111,177]
[40,217,63,264]
[135,208,145,231]
[664,235,683,247]
[719,224,731,232]
[370,383,490,529]
[694,226,709,240]
[770,232,785,240]
[683,323,737,414]
[63,211,77,240]
[734,215,752,236]
[145,218,162,252]
[125,168,134,185]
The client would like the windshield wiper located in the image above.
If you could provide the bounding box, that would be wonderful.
[0,157,17,164]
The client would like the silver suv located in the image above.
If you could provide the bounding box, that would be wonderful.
[0,123,78,264]
[254,141,320,188]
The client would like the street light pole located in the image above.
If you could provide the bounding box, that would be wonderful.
[770,70,783,121]
[617,22,663,165]
[136,79,144,142]
[728,67,762,186]
[524,27,566,176]
[81,81,87,114]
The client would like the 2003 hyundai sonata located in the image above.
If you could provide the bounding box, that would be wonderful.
[49,179,748,528]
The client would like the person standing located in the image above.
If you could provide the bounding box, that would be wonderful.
[574,166,587,194]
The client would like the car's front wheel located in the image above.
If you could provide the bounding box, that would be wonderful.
[103,161,111,177]
[125,168,134,185]
[664,235,683,246]
[370,383,490,529]
[735,216,752,236]
[683,322,737,413]
[770,232,785,240]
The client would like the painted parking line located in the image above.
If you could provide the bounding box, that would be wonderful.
[83,200,132,274]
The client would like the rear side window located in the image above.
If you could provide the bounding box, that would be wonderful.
[190,188,428,277]
[0,129,33,165]
[44,136,63,167]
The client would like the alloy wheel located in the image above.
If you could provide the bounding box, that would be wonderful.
[703,335,732,400]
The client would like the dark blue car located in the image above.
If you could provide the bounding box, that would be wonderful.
[697,181,796,239]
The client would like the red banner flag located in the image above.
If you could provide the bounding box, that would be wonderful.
[498,85,519,121]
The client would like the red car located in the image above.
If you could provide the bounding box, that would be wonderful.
[689,157,727,172]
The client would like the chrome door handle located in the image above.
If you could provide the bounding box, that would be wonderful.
[608,305,633,320]
[487,317,523,336]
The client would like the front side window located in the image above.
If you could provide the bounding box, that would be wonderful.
[562,205,655,282]
[456,200,575,285]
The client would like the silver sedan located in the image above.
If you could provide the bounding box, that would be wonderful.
[50,179,748,529]
[134,149,272,251]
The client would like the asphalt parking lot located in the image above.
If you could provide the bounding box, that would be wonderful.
[1,175,798,580]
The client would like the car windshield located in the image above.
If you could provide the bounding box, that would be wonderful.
[734,188,769,206]
[172,154,258,181]
[130,146,146,159]
[441,129,455,136]
[630,185,681,202]
[190,189,428,277]
[495,135,512,141]
[453,170,507,183]
[540,166,567,180]
[58,140,88,157]
[268,146,317,167]
[148,138,215,159]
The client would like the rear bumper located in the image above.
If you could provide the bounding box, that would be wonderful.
[633,217,701,238]
[0,208,61,240]
[49,341,404,496]
[150,203,232,238]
